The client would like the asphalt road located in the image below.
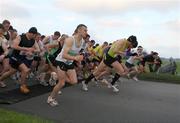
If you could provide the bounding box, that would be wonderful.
[1,79,180,123]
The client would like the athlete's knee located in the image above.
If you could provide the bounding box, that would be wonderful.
[70,80,78,85]
[57,79,65,87]
[117,71,126,76]
[24,68,30,74]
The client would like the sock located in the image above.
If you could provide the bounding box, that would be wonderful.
[111,73,120,85]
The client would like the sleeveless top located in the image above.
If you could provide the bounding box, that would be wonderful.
[11,34,35,56]
[48,35,58,55]
[126,56,135,64]
[108,39,129,58]
[56,36,84,65]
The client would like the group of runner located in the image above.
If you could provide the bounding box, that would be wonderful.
[0,20,160,106]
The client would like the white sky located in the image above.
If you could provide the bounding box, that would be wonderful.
[0,0,180,58]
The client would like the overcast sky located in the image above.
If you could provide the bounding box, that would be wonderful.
[0,0,180,58]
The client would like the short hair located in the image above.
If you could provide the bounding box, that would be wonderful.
[13,29,17,32]
[28,27,38,34]
[9,26,13,30]
[86,34,90,38]
[37,32,41,36]
[74,24,87,33]
[2,20,10,25]
[41,35,45,40]
[103,41,108,45]
[54,31,61,36]
[152,52,158,55]
[127,35,138,48]
[61,34,68,38]
[90,40,95,44]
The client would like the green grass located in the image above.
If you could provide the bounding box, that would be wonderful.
[138,73,180,84]
[0,108,54,123]
[132,59,180,84]
[175,61,180,73]
[122,58,180,84]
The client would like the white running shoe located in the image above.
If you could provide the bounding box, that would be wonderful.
[112,85,119,93]
[11,74,16,80]
[47,96,59,107]
[127,74,131,79]
[58,91,62,95]
[0,81,6,88]
[49,78,57,86]
[49,72,58,86]
[107,82,112,89]
[82,81,88,91]
[132,76,139,81]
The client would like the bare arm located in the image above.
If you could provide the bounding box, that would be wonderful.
[11,36,28,51]
[62,37,76,61]
[2,39,9,56]
[45,43,59,49]
[33,41,40,53]
[42,36,50,45]
[62,37,83,61]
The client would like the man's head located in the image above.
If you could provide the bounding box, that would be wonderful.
[90,40,95,46]
[61,34,69,39]
[28,27,38,39]
[84,34,90,43]
[11,29,18,40]
[40,35,45,41]
[2,20,10,31]
[152,52,159,59]
[127,35,138,48]
[74,24,88,38]
[35,32,41,41]
[102,41,108,47]
[53,31,61,40]
[137,46,143,52]
[59,34,68,42]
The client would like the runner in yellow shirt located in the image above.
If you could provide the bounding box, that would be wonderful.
[92,41,108,64]
[82,35,138,92]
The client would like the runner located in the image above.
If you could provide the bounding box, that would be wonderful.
[138,52,159,73]
[0,23,9,87]
[0,27,40,93]
[125,52,142,81]
[2,20,11,41]
[47,24,87,106]
[38,31,61,86]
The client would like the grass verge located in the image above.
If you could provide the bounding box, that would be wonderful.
[0,108,54,123]
[138,73,180,84]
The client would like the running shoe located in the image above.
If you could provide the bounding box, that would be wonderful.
[0,81,6,88]
[47,96,59,107]
[82,81,88,91]
[20,84,30,94]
